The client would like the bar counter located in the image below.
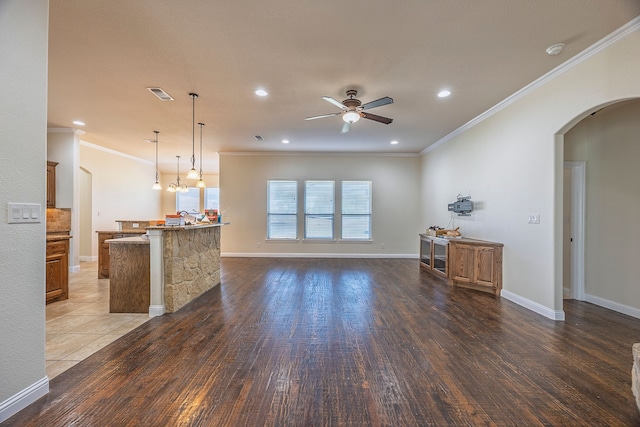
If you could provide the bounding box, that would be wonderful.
[147,223,224,316]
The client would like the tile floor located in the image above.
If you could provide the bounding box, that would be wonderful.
[46,261,150,379]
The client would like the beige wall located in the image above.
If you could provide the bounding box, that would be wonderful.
[80,142,163,257]
[565,99,640,312]
[220,153,421,256]
[421,20,640,319]
[0,0,49,417]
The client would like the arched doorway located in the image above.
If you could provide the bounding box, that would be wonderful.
[560,98,640,319]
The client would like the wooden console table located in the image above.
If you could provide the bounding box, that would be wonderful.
[419,234,503,296]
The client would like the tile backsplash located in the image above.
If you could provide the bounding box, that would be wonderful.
[47,208,71,232]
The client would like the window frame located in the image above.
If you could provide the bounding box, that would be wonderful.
[267,180,298,240]
[304,180,335,240]
[341,180,372,240]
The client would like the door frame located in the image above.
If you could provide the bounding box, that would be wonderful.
[564,161,586,301]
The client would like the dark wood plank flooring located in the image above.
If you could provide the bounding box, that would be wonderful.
[4,258,640,426]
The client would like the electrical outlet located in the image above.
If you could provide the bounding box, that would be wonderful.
[527,213,540,224]
[257,242,261,248]
[381,243,385,249]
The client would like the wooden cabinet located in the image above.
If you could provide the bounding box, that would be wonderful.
[46,239,69,303]
[98,232,116,278]
[98,231,146,278]
[47,161,58,208]
[448,240,503,296]
[419,234,503,296]
[419,234,448,278]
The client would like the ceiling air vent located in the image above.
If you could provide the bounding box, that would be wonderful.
[147,87,174,101]
[254,135,264,142]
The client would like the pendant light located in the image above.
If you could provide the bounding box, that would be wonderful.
[167,155,188,192]
[151,131,162,190]
[186,92,200,179]
[196,122,206,188]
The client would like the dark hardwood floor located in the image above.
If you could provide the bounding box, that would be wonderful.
[4,258,640,426]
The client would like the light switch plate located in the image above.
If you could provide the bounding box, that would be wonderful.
[7,203,42,224]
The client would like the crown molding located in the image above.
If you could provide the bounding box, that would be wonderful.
[80,140,153,165]
[422,15,640,155]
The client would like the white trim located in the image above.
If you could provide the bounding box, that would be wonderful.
[222,252,418,259]
[565,161,586,301]
[69,264,80,273]
[501,289,566,321]
[0,377,49,423]
[78,255,98,262]
[585,294,640,320]
[148,305,165,317]
[219,151,419,158]
[422,16,640,155]
[80,140,153,165]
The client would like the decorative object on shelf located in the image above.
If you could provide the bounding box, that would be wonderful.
[186,92,200,179]
[167,155,188,192]
[148,131,162,190]
[196,122,206,188]
[426,225,446,237]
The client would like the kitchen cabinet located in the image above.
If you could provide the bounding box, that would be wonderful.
[419,234,448,278]
[46,238,69,303]
[97,231,147,278]
[47,161,58,208]
[448,240,503,296]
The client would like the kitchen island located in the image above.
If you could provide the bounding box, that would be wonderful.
[147,223,223,316]
[106,236,150,313]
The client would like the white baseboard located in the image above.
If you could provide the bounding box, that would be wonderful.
[221,252,419,259]
[501,289,566,321]
[585,293,640,320]
[0,377,49,423]
[149,305,165,317]
[69,264,80,273]
[79,256,98,262]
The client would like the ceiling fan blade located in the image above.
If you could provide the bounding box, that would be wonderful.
[361,96,393,110]
[361,112,393,124]
[305,112,342,120]
[341,121,351,134]
[323,96,346,110]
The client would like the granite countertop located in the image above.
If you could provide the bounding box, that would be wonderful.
[95,230,148,234]
[105,236,150,245]
[147,223,227,230]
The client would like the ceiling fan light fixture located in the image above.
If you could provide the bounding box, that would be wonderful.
[343,111,361,124]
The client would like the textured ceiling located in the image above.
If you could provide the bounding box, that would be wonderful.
[47,0,640,174]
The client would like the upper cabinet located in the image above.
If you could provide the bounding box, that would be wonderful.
[47,161,58,208]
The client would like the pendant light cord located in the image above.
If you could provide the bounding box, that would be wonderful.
[198,123,204,176]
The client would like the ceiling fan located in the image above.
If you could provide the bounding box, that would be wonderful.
[305,89,394,133]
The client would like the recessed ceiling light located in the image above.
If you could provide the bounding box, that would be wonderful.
[255,89,268,97]
[282,139,290,144]
[72,120,85,126]
[546,43,565,56]
[390,140,399,145]
[437,90,451,98]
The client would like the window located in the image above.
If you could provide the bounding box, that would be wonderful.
[267,180,297,239]
[176,187,200,214]
[342,181,372,239]
[204,187,219,210]
[305,180,334,239]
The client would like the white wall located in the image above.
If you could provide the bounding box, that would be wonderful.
[421,19,640,319]
[80,142,163,257]
[565,99,640,312]
[47,129,81,268]
[220,153,421,256]
[0,0,49,421]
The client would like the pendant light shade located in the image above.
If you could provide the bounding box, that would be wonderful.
[151,131,162,190]
[186,93,200,179]
[196,122,206,188]
[167,155,188,192]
